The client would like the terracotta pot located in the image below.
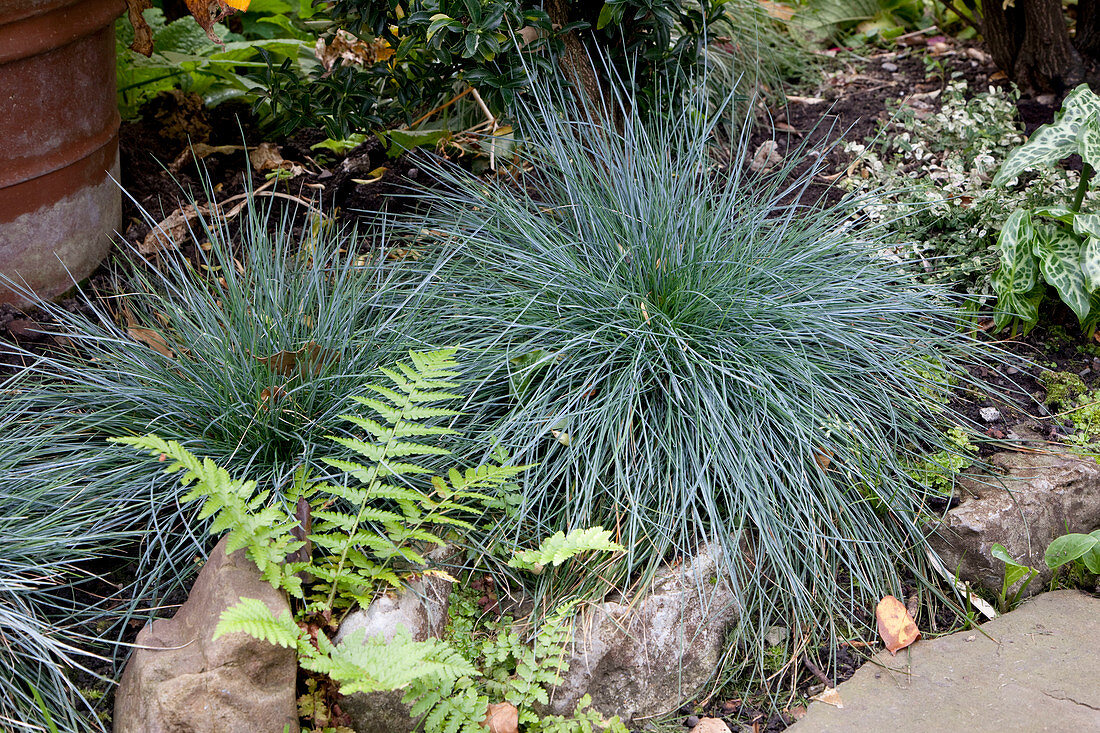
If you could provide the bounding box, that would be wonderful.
[0,0,125,306]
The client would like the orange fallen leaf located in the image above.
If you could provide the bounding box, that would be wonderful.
[483,701,518,733]
[876,594,921,655]
[813,448,833,470]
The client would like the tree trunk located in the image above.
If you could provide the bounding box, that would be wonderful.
[546,0,606,117]
[1076,0,1100,59]
[980,0,1025,75]
[981,0,1082,91]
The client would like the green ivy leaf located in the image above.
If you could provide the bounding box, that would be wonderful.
[1034,224,1091,323]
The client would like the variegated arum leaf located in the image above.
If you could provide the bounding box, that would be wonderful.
[1034,223,1091,323]
[993,84,1100,186]
[993,210,1038,295]
[991,283,1044,332]
[1035,207,1076,225]
[1076,214,1100,292]
[1079,118,1100,171]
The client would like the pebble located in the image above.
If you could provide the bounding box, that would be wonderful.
[980,407,1002,423]
[1092,358,1100,373]
[882,62,899,72]
[1006,366,1019,375]
[1080,368,1092,378]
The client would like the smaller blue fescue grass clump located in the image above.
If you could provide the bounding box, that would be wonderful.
[1,182,436,632]
[401,86,999,672]
[0,379,145,732]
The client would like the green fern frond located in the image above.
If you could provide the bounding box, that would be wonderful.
[314,626,479,695]
[509,528,625,573]
[214,597,304,649]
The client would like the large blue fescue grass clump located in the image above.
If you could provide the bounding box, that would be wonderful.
[402,88,996,666]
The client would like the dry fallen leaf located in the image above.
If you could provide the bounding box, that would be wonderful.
[122,308,175,358]
[750,140,782,173]
[255,342,340,377]
[809,686,844,708]
[181,0,247,46]
[692,718,732,733]
[169,143,244,173]
[127,327,174,358]
[315,30,394,72]
[249,142,285,172]
[142,204,209,255]
[124,0,154,55]
[249,143,306,178]
[757,0,795,21]
[813,448,833,470]
[876,594,921,655]
[483,702,518,733]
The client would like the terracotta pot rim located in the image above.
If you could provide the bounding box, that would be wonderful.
[0,0,126,64]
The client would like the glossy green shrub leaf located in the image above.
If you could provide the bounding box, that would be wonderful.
[994,84,1100,186]
[1044,532,1099,569]
[1034,224,1091,323]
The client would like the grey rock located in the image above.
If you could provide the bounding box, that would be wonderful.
[979,406,1002,423]
[930,449,1100,596]
[547,543,740,722]
[881,61,899,72]
[336,569,454,733]
[114,536,299,733]
[788,590,1100,732]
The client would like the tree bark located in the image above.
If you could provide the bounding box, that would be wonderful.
[980,0,1025,75]
[1076,0,1100,58]
[981,0,1083,92]
[546,0,606,118]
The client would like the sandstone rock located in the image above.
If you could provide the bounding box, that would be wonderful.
[788,591,1100,732]
[335,568,453,733]
[114,536,299,733]
[546,543,740,722]
[930,448,1100,596]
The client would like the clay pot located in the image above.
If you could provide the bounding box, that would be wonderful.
[0,0,125,306]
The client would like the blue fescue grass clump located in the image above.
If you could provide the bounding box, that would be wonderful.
[1,186,435,632]
[401,89,998,667]
[0,380,145,732]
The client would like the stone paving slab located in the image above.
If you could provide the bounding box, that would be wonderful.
[788,590,1100,733]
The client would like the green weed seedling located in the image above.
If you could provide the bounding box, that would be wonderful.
[990,543,1038,612]
[991,85,1100,335]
